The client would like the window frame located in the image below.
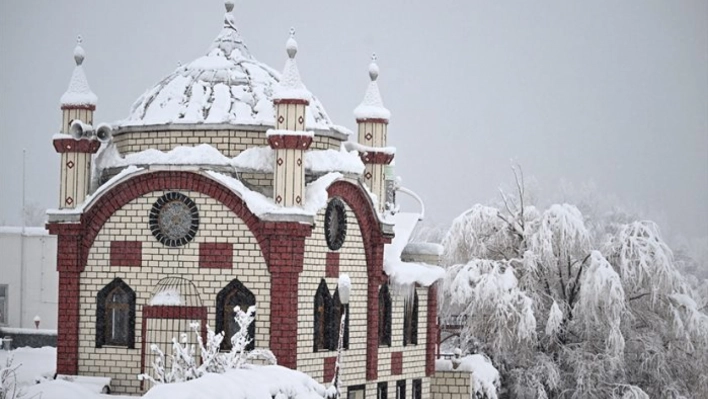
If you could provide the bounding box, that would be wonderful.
[403,290,419,346]
[314,279,333,352]
[347,384,366,399]
[377,381,388,399]
[216,279,256,351]
[96,278,136,348]
[379,283,392,347]
[396,380,406,399]
[0,284,8,326]
[412,379,422,399]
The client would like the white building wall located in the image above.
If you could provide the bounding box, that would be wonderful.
[0,227,58,330]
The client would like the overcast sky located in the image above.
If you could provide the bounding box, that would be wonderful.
[0,0,706,238]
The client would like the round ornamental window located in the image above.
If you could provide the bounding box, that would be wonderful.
[149,192,199,247]
[324,198,347,251]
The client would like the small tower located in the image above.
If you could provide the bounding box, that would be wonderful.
[354,55,394,212]
[54,36,100,209]
[267,29,313,207]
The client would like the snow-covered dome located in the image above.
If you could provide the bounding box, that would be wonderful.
[119,2,333,130]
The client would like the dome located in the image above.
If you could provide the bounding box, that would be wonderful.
[119,4,333,131]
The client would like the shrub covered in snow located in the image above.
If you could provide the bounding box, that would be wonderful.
[139,306,276,385]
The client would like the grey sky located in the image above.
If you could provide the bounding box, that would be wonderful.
[1,1,706,238]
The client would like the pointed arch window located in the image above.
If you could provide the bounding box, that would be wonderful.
[96,278,135,348]
[379,283,392,347]
[216,279,256,351]
[314,279,333,351]
[403,290,419,346]
[332,287,350,350]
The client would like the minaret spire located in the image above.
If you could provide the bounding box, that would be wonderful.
[267,29,314,208]
[54,36,100,209]
[209,1,252,60]
[354,54,394,212]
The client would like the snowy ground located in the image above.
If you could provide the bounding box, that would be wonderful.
[1,347,331,398]
[0,347,134,399]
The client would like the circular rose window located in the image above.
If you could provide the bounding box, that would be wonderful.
[149,192,199,247]
[324,198,347,251]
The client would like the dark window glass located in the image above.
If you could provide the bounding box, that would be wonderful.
[413,379,422,399]
[96,278,135,348]
[379,284,392,346]
[332,288,349,350]
[396,380,406,399]
[314,279,332,351]
[377,382,388,399]
[216,279,256,351]
[403,291,419,346]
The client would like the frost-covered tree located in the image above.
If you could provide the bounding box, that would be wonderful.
[440,169,708,398]
[139,306,276,385]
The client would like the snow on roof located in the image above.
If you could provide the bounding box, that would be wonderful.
[403,242,444,256]
[60,37,97,107]
[272,29,312,102]
[206,171,342,219]
[353,55,391,121]
[143,365,330,399]
[344,141,396,155]
[102,144,365,175]
[435,355,500,399]
[383,212,445,287]
[120,4,332,130]
[266,129,315,137]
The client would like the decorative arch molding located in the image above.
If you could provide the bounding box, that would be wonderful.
[77,170,266,269]
[325,179,392,381]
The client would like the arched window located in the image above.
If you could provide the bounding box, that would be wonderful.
[216,279,256,351]
[403,290,419,346]
[379,283,392,347]
[96,278,135,348]
[314,279,333,352]
[332,288,349,350]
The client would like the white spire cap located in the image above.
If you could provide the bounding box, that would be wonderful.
[273,28,312,103]
[354,54,391,121]
[60,35,98,108]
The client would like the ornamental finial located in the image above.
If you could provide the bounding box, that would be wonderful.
[286,27,298,59]
[73,35,85,66]
[368,53,379,81]
[225,1,234,13]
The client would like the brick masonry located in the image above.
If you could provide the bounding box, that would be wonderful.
[325,251,340,278]
[391,351,403,375]
[199,242,233,269]
[110,241,142,267]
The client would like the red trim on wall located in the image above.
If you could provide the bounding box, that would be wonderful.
[267,134,313,150]
[358,151,395,165]
[391,351,403,375]
[325,251,340,278]
[426,283,439,377]
[273,98,310,105]
[355,118,389,125]
[61,104,96,111]
[326,180,392,381]
[53,138,101,154]
[323,356,337,382]
[110,241,142,267]
[199,242,233,269]
[142,306,207,319]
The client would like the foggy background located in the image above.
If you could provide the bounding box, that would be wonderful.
[0,0,706,239]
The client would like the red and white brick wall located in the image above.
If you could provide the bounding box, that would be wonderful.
[77,190,270,394]
[298,202,368,385]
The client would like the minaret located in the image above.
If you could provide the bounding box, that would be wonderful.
[267,29,313,207]
[354,55,394,212]
[54,36,100,209]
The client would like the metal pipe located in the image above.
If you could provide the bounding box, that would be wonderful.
[396,186,425,221]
